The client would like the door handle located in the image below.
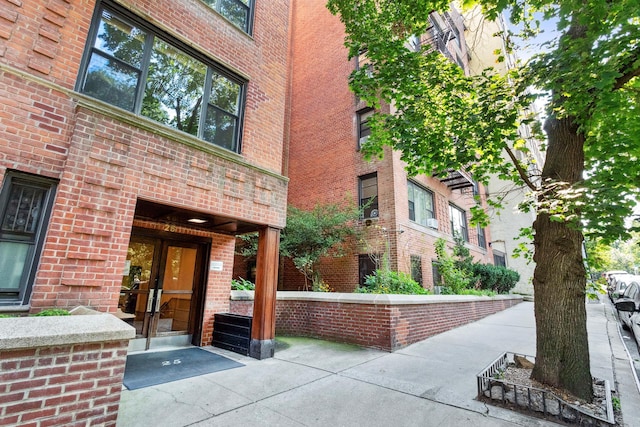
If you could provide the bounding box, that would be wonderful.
[147,278,161,313]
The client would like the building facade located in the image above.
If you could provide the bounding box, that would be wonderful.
[0,0,289,357]
[464,7,545,296]
[284,1,495,292]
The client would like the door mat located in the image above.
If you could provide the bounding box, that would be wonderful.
[123,347,244,390]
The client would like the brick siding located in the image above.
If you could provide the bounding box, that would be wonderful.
[0,342,128,426]
[229,292,523,351]
[0,0,289,350]
[0,313,133,427]
[284,0,496,293]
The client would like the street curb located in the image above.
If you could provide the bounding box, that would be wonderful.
[603,302,640,426]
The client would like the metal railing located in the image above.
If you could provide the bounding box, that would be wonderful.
[477,352,615,426]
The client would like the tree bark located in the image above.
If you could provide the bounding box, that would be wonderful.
[531,115,593,401]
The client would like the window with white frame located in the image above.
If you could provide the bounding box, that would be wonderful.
[0,172,57,306]
[494,251,506,267]
[408,181,435,227]
[477,224,486,248]
[449,204,468,241]
[78,2,246,153]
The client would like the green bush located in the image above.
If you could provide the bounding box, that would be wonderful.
[33,309,70,316]
[457,288,497,296]
[356,269,429,295]
[472,264,519,294]
[435,238,472,293]
[231,277,256,291]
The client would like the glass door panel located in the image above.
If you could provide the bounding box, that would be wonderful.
[119,239,157,337]
[157,245,196,334]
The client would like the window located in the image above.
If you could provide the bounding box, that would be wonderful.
[0,172,56,306]
[202,0,254,34]
[78,3,246,153]
[357,108,373,148]
[477,225,486,249]
[359,173,378,219]
[493,251,506,267]
[449,204,468,241]
[407,181,435,227]
[410,255,423,285]
[358,254,379,287]
[356,50,373,77]
[432,261,442,289]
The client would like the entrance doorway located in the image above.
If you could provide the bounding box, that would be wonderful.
[119,231,209,350]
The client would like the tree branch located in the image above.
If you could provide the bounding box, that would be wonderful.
[613,58,640,90]
[611,39,640,90]
[504,144,538,191]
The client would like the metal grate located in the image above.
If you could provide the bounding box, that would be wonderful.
[477,352,615,426]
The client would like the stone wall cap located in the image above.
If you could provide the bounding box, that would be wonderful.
[231,290,523,305]
[0,312,136,350]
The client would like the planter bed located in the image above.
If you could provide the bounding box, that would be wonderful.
[477,352,615,426]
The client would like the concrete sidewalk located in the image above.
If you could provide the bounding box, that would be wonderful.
[117,300,640,426]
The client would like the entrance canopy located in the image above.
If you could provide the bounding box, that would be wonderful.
[134,199,263,235]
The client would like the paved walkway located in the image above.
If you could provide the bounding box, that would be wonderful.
[117,300,640,426]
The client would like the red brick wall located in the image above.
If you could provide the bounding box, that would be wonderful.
[229,293,522,351]
[0,0,289,319]
[0,341,128,427]
[285,1,494,292]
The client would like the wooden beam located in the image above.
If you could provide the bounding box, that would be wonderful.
[250,226,280,359]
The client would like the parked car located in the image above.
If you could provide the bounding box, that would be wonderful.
[615,282,640,335]
[614,283,640,351]
[603,270,629,282]
[608,274,639,301]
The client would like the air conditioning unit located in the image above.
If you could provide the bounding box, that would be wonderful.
[426,218,439,229]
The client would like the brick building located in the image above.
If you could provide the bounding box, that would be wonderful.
[283,1,495,292]
[0,0,288,358]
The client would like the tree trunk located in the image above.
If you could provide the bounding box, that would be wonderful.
[531,115,593,402]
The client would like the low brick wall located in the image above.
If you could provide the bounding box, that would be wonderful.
[229,291,522,351]
[0,310,135,426]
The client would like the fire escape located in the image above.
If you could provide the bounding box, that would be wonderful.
[415,12,475,192]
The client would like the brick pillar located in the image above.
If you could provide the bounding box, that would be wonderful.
[250,226,280,359]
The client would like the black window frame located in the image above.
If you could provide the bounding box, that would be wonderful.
[410,255,423,285]
[449,204,469,242]
[77,1,247,154]
[0,171,57,306]
[407,180,435,227]
[357,108,374,149]
[203,0,255,35]
[358,173,378,219]
[432,260,442,288]
[358,253,379,287]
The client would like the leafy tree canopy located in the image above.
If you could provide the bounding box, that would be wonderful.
[326,0,639,402]
[281,203,361,289]
[326,0,640,242]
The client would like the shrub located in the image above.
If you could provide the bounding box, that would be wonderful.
[33,309,70,316]
[356,269,429,295]
[231,277,256,291]
[435,238,472,293]
[472,263,520,294]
